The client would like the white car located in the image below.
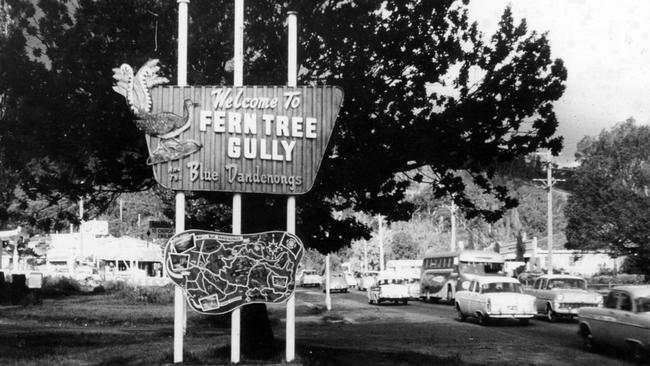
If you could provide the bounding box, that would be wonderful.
[344,272,356,288]
[525,274,602,321]
[368,277,410,305]
[455,276,536,325]
[297,269,321,287]
[357,271,379,291]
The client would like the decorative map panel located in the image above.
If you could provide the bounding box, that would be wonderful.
[164,230,304,314]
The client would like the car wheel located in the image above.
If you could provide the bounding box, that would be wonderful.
[456,305,466,322]
[546,306,557,322]
[519,318,530,326]
[377,298,382,305]
[581,328,595,352]
[477,313,489,326]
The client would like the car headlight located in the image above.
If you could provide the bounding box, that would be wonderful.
[486,299,491,313]
[556,294,564,302]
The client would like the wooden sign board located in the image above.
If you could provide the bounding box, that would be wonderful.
[147,86,343,195]
[164,230,304,314]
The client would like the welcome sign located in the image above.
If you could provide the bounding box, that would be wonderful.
[147,85,343,195]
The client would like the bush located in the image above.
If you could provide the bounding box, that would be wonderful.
[41,276,82,297]
[108,282,175,305]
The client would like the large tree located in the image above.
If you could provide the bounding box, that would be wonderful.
[2,0,566,358]
[565,119,650,276]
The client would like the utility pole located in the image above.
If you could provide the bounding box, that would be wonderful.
[377,215,384,271]
[533,151,565,274]
[450,200,457,252]
[363,239,368,272]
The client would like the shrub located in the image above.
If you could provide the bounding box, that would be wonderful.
[109,282,175,305]
[41,276,82,297]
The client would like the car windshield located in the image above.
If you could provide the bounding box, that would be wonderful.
[459,261,503,275]
[636,297,650,312]
[481,282,523,294]
[546,278,586,289]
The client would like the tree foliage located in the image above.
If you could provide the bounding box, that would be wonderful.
[1,0,565,243]
[565,119,650,275]
[388,230,419,260]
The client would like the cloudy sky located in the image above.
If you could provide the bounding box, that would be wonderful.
[467,0,650,166]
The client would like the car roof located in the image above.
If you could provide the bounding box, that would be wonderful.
[476,276,520,284]
[538,274,585,280]
[611,285,650,297]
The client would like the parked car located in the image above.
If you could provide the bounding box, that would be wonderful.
[356,271,379,291]
[344,272,356,288]
[321,273,348,293]
[455,276,536,325]
[578,285,650,362]
[368,275,410,305]
[525,274,602,321]
[297,269,321,287]
[405,277,421,299]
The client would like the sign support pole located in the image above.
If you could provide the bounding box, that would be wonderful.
[325,253,331,310]
[285,11,298,363]
[231,0,244,363]
[174,0,189,363]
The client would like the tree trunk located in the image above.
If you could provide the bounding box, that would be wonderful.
[237,195,285,359]
[240,303,276,359]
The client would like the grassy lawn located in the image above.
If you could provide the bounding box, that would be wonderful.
[0,290,466,365]
[0,293,238,365]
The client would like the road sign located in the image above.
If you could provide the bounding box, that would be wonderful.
[146,85,343,195]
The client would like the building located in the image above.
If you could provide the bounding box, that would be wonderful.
[499,233,624,277]
[45,220,167,284]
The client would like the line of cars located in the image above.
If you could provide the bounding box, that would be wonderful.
[454,273,650,362]
[298,265,650,362]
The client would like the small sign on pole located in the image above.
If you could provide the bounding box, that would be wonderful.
[164,230,304,314]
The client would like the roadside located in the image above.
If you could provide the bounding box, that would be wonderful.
[0,289,637,365]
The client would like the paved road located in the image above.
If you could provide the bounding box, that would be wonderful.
[278,287,636,365]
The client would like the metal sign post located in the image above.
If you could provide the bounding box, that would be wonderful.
[286,11,297,362]
[173,0,189,363]
[230,0,244,363]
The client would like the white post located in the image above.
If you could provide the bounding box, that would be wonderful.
[546,151,553,274]
[450,200,457,252]
[173,193,186,363]
[377,215,384,271]
[325,253,331,311]
[234,0,244,86]
[119,198,123,222]
[231,194,242,364]
[285,11,298,362]
[286,197,296,362]
[174,1,189,363]
[79,198,84,258]
[230,0,244,362]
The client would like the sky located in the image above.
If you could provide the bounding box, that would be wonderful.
[467,0,650,166]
